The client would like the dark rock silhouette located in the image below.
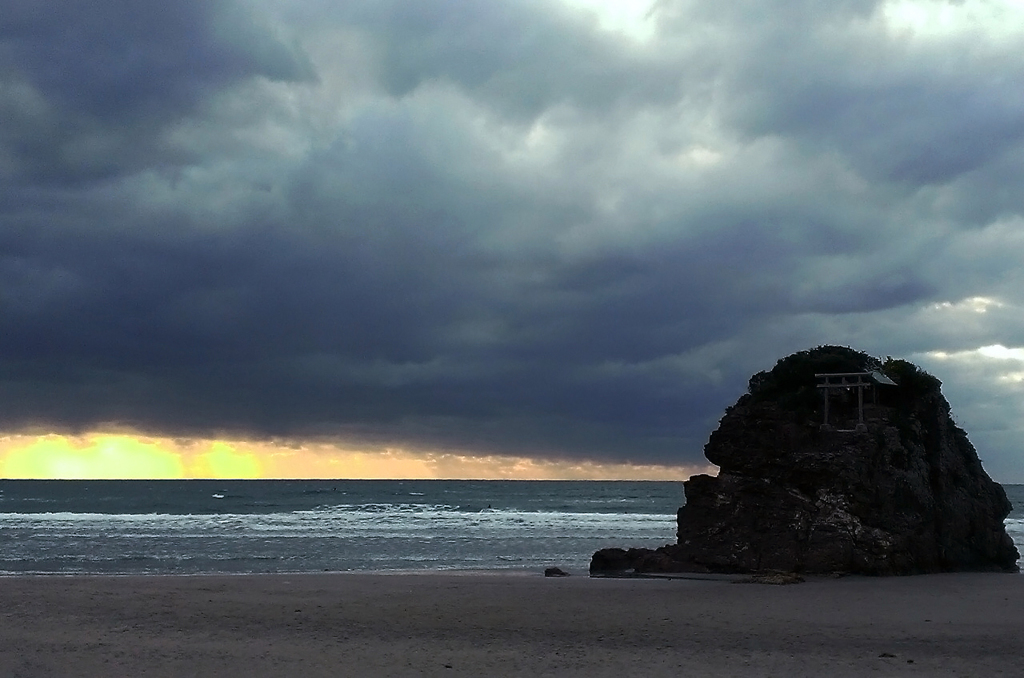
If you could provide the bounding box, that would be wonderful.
[592,346,1019,576]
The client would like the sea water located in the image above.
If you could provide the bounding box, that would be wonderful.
[0,480,683,575]
[0,480,1020,575]
[1003,484,1024,567]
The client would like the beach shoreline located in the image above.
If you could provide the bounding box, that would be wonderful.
[1,570,1021,677]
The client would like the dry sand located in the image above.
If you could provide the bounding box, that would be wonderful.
[1,571,1021,677]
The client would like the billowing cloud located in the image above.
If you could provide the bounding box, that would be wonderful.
[2,0,1023,480]
[0,0,314,184]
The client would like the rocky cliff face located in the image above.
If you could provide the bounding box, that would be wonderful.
[592,346,1019,575]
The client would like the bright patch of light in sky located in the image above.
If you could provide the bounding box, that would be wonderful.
[882,0,1024,43]
[930,296,1005,313]
[0,435,261,479]
[926,345,1024,383]
[559,0,657,41]
[0,433,709,480]
[930,344,1024,362]
[680,146,724,167]
[978,345,1024,362]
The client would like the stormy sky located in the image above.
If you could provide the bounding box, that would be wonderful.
[2,0,1023,481]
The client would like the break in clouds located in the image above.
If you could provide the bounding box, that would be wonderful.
[2,0,1023,480]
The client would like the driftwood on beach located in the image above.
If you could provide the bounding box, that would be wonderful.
[593,346,1019,576]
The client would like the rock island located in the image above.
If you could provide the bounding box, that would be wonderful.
[592,346,1019,576]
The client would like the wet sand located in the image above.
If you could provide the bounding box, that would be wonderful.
[1,571,1021,677]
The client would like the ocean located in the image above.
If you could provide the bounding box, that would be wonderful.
[0,480,1021,576]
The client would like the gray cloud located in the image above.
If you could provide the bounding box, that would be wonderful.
[0,0,313,184]
[2,0,1024,479]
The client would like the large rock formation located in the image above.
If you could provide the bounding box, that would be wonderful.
[592,346,1019,576]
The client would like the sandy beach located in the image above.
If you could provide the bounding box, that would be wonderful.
[1,571,1021,677]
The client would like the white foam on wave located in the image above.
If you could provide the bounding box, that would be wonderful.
[1006,518,1024,568]
[12,505,1017,576]
[0,506,676,542]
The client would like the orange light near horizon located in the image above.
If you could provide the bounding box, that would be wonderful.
[0,432,712,481]
[2,434,186,480]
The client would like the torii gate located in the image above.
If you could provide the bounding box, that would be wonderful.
[815,371,896,431]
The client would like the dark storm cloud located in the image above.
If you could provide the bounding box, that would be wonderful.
[2,0,1024,477]
[292,0,686,119]
[729,46,1024,185]
[0,0,313,184]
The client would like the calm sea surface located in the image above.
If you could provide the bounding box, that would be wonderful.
[0,480,1021,575]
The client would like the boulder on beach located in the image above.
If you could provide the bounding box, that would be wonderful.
[592,346,1019,576]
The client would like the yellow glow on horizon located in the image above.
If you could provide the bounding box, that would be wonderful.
[0,432,710,481]
[3,435,185,480]
[187,442,261,479]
